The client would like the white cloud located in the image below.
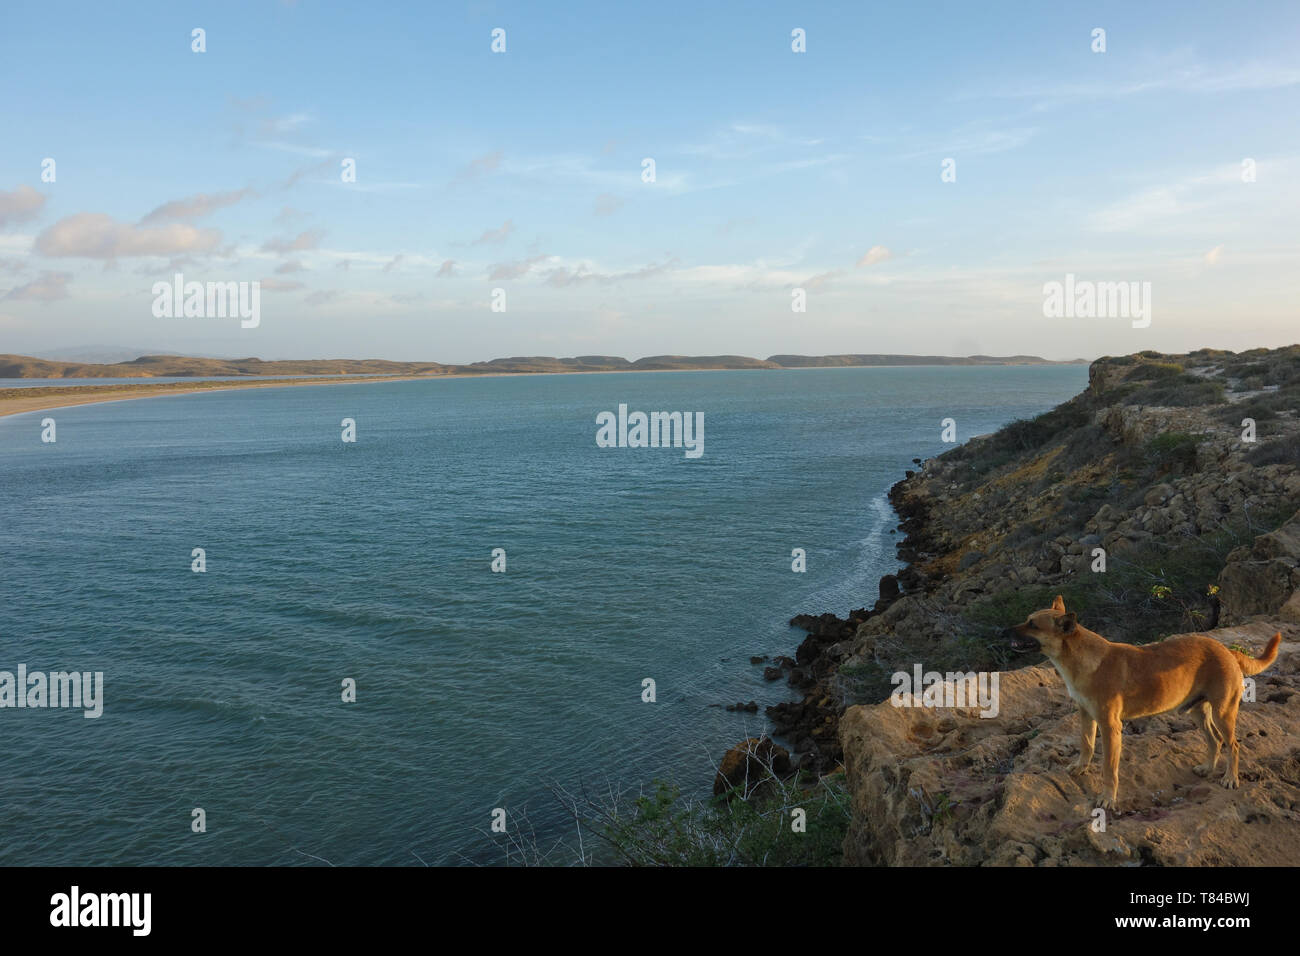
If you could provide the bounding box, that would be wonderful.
[35,213,221,258]
[0,186,48,227]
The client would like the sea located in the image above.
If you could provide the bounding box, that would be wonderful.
[0,364,1087,865]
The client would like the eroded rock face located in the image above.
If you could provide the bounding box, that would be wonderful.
[839,624,1300,866]
[1218,511,1300,625]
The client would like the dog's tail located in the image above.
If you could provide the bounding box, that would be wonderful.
[1232,632,1282,677]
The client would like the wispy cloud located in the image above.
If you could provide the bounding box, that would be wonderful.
[593,194,622,216]
[856,245,892,268]
[4,270,71,301]
[1084,160,1282,233]
[259,277,305,292]
[261,228,326,253]
[454,150,504,183]
[140,188,257,223]
[970,55,1300,105]
[543,256,679,287]
[304,289,340,306]
[897,125,1036,159]
[487,254,551,280]
[469,220,515,245]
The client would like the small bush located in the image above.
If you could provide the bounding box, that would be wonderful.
[591,775,851,866]
[1147,432,1200,471]
[1127,374,1225,407]
[1250,438,1300,468]
[1221,399,1277,425]
[1128,361,1184,380]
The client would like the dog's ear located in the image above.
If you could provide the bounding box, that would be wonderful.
[1051,595,1066,612]
[1059,611,1077,633]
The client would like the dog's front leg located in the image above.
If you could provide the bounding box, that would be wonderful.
[1095,711,1122,810]
[1069,710,1096,776]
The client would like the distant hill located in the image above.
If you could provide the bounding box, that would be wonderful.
[768,354,1086,367]
[631,355,779,370]
[0,354,449,379]
[32,346,187,365]
[0,351,1085,379]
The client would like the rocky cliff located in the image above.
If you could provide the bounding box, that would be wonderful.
[761,346,1300,865]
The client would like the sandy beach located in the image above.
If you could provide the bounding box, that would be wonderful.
[0,365,803,420]
[0,374,444,420]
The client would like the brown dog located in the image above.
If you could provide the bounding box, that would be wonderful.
[1006,596,1281,809]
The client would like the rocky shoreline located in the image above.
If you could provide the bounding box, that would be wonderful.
[715,346,1300,864]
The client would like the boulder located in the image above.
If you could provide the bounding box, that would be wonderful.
[713,736,792,797]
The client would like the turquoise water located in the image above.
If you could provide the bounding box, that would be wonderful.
[0,365,1087,865]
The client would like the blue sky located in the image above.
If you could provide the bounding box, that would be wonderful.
[1,0,1298,362]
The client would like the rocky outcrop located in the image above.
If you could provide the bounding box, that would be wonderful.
[838,623,1299,866]
[713,737,792,797]
[764,576,908,775]
[825,348,1300,864]
[1218,510,1300,625]
[716,348,1300,858]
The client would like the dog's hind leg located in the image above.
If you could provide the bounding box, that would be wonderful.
[1192,700,1222,777]
[1069,710,1096,777]
[1212,698,1241,789]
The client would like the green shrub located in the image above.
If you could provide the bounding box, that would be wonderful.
[1127,374,1225,407]
[1128,361,1184,380]
[1147,432,1200,470]
[594,776,851,866]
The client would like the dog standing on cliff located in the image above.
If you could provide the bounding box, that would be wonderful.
[1005,596,1281,810]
